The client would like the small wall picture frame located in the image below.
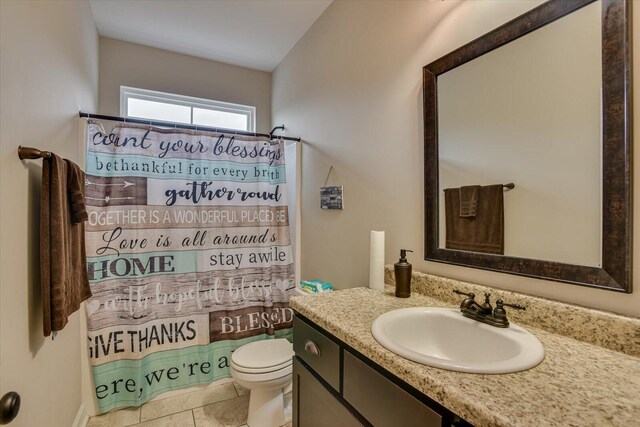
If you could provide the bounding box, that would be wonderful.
[321,185,344,209]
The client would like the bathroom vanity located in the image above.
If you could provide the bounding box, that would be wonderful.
[292,315,464,427]
[290,279,640,427]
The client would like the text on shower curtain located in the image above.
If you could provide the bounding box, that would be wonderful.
[83,123,294,412]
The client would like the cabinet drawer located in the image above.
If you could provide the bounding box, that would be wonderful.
[293,316,341,391]
[343,350,443,427]
[293,358,362,427]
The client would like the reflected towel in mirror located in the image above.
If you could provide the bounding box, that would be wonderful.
[444,184,504,255]
[459,185,480,218]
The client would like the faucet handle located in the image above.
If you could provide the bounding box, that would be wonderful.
[453,289,475,299]
[453,290,476,311]
[495,299,526,311]
[492,299,526,327]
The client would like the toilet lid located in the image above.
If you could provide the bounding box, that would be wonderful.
[231,359,292,375]
[232,338,293,370]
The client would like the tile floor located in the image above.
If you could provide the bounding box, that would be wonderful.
[87,381,292,427]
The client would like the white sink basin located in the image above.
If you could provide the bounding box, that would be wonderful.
[371,307,544,374]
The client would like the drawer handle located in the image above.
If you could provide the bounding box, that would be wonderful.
[304,340,322,356]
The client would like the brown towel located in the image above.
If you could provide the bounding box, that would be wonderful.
[41,154,92,336]
[444,184,504,254]
[459,185,479,218]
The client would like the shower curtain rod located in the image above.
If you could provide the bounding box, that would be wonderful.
[78,111,301,142]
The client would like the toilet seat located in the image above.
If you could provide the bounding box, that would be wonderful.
[232,359,292,374]
[231,338,293,373]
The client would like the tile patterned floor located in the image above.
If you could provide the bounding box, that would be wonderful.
[87,382,292,427]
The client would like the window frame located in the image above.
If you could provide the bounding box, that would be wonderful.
[119,86,256,132]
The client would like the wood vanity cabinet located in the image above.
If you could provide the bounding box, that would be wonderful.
[292,314,472,427]
[293,358,362,427]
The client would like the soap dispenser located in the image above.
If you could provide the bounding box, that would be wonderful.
[394,249,413,298]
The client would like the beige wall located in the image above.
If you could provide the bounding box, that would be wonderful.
[272,0,640,317]
[99,37,272,132]
[0,1,99,426]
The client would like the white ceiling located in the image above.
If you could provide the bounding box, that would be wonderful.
[89,0,332,72]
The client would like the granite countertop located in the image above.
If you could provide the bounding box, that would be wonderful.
[290,287,640,427]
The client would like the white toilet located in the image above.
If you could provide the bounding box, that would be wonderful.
[231,338,294,427]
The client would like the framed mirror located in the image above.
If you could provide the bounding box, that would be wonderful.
[423,0,632,292]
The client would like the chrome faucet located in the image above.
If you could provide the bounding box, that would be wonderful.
[453,290,525,328]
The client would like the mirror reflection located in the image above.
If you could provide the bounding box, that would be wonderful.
[437,1,602,267]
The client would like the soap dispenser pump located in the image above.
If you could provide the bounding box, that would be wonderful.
[394,249,413,298]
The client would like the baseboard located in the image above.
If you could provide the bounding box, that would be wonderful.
[72,403,89,427]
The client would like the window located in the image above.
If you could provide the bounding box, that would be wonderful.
[120,86,256,132]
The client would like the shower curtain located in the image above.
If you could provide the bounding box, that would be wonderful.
[83,122,295,413]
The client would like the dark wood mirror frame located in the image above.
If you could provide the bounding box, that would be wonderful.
[424,0,632,292]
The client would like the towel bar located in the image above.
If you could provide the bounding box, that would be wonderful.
[443,183,515,192]
[18,146,52,160]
